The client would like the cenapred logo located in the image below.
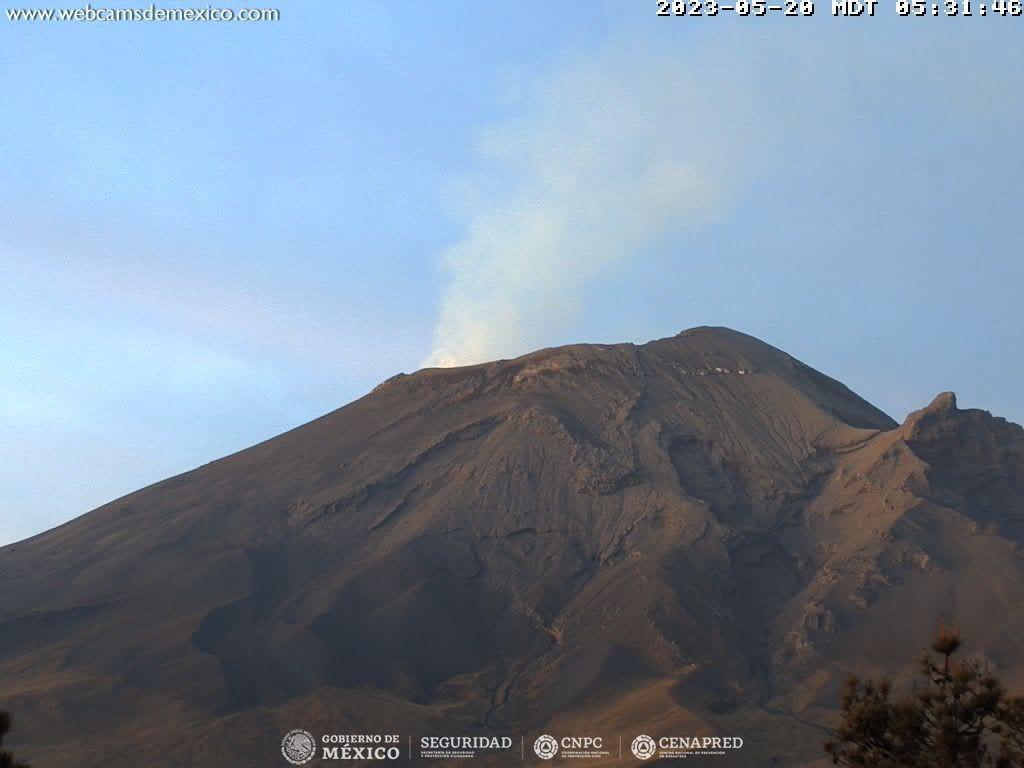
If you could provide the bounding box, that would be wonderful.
[631,734,657,760]
[281,729,316,765]
[534,734,559,760]
[631,733,743,760]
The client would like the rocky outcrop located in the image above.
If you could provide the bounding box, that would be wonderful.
[1,328,1020,768]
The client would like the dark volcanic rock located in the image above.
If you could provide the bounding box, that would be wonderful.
[1,327,1022,767]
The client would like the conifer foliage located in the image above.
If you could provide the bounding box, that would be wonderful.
[0,710,30,768]
[826,630,1024,767]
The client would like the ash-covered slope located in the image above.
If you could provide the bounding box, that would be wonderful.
[1,327,1021,767]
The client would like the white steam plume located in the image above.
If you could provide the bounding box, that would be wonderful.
[423,41,746,367]
[423,28,1023,368]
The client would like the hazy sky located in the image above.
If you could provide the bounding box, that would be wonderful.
[2,3,1022,545]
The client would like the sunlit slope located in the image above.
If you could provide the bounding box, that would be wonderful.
[2,327,1021,767]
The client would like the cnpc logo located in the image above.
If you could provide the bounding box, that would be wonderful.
[533,735,559,759]
[533,734,605,759]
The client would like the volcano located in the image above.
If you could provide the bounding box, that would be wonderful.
[2,327,1023,767]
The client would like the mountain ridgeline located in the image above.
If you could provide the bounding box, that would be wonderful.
[2,327,1023,766]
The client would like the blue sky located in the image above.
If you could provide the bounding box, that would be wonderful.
[2,3,1022,544]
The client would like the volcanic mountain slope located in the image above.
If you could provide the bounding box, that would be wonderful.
[2,327,1024,767]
